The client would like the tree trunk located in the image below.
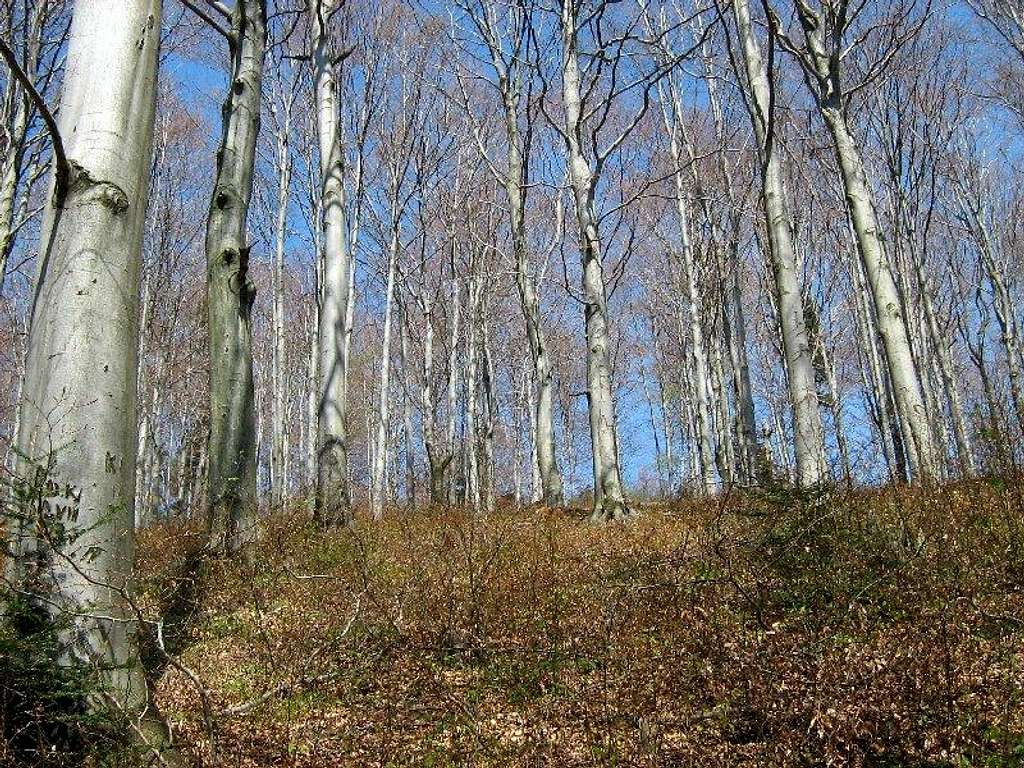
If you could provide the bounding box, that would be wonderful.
[852,246,906,481]
[732,0,827,487]
[206,0,265,554]
[11,0,161,719]
[270,91,292,507]
[400,306,416,506]
[465,275,481,509]
[370,229,399,520]
[501,94,564,507]
[559,0,629,521]
[674,188,719,496]
[726,256,760,483]
[481,313,497,513]
[818,106,937,480]
[313,0,353,525]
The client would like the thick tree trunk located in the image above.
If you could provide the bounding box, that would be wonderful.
[313,0,353,525]
[206,0,265,554]
[732,0,827,487]
[675,184,719,496]
[560,1,630,521]
[11,0,161,719]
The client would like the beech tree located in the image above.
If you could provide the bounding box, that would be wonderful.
[311,0,354,526]
[729,0,828,487]
[453,0,565,506]
[8,0,162,722]
[6,0,1024,575]
[773,0,940,481]
[549,0,681,520]
[181,0,266,552]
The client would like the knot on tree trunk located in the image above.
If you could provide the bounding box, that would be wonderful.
[67,161,129,214]
[215,188,237,210]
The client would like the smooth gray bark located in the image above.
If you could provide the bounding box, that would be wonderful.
[269,81,294,506]
[312,0,353,525]
[792,2,938,480]
[733,0,827,487]
[459,0,564,506]
[370,228,398,520]
[559,0,630,521]
[12,0,161,718]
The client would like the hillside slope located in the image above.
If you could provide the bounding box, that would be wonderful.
[142,482,1024,767]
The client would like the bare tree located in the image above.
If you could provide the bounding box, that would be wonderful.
[548,0,678,519]
[730,0,828,487]
[266,54,297,507]
[185,0,266,552]
[0,1,68,295]
[312,0,354,525]
[452,0,565,506]
[772,0,939,480]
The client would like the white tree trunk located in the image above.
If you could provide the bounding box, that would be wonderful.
[465,275,481,509]
[481,312,497,513]
[732,0,827,487]
[12,0,162,716]
[559,0,630,520]
[371,230,399,519]
[851,246,906,480]
[674,184,719,496]
[270,91,292,506]
[399,306,416,505]
[313,0,353,524]
[824,108,936,480]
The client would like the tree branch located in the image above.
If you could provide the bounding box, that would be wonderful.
[181,0,232,40]
[203,0,232,19]
[0,37,70,206]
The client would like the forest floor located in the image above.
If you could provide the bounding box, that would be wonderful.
[139,480,1024,767]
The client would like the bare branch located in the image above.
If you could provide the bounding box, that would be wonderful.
[0,36,70,205]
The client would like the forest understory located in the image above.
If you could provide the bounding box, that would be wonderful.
[114,479,1024,768]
